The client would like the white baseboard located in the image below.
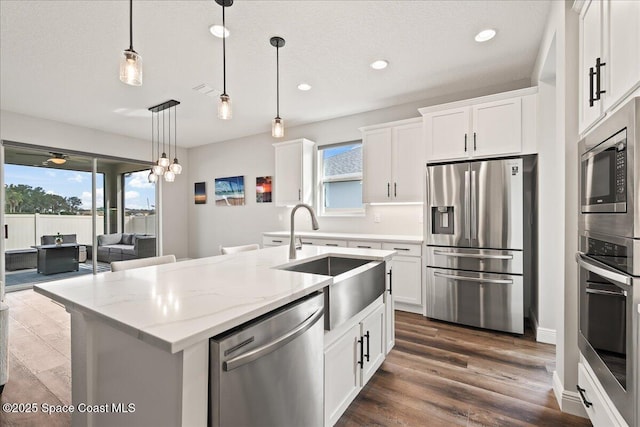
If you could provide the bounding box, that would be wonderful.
[552,371,589,418]
[529,308,556,345]
[394,302,423,314]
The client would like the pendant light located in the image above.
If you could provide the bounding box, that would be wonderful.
[216,0,233,120]
[119,0,143,86]
[169,105,182,175]
[148,100,181,182]
[164,107,175,182]
[270,36,285,138]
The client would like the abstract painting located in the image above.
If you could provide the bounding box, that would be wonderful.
[194,182,206,204]
[256,176,272,203]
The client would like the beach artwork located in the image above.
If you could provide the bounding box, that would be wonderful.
[256,176,272,203]
[194,182,207,204]
[215,176,245,206]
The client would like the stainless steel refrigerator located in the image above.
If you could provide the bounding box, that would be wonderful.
[425,156,536,334]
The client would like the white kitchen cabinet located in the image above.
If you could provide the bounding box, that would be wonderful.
[422,94,524,162]
[262,236,289,247]
[382,242,422,314]
[300,238,347,248]
[324,299,386,427]
[578,359,628,426]
[577,0,640,134]
[347,240,383,250]
[361,119,424,203]
[273,138,315,206]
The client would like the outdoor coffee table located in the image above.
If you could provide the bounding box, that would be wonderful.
[31,243,79,275]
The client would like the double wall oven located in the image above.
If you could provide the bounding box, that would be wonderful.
[578,97,639,426]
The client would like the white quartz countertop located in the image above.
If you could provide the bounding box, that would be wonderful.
[34,246,394,354]
[263,230,423,244]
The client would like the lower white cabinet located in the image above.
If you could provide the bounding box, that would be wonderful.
[382,242,423,313]
[578,359,628,427]
[300,238,347,248]
[324,301,385,426]
[384,261,394,354]
[262,236,289,247]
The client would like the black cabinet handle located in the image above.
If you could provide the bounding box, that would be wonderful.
[357,245,372,249]
[473,132,477,151]
[298,189,301,201]
[357,337,364,368]
[464,133,467,152]
[364,331,370,362]
[595,57,606,101]
[576,385,593,408]
[589,67,596,107]
[393,247,410,251]
[394,182,397,197]
[325,243,339,247]
[387,268,393,295]
[272,240,282,243]
[387,183,390,198]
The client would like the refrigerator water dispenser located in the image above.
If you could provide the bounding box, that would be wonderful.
[432,206,454,234]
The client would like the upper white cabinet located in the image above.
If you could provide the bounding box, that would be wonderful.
[273,138,315,206]
[361,118,424,203]
[420,88,536,163]
[577,0,640,134]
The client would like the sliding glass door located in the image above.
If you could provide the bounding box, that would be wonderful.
[0,141,157,292]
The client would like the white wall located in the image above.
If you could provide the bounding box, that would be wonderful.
[187,79,531,258]
[0,110,189,259]
[530,0,583,417]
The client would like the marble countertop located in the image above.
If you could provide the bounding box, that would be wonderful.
[34,245,394,354]
[263,230,423,244]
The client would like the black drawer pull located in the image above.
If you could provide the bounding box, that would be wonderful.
[364,331,370,362]
[357,337,364,368]
[576,385,592,408]
[357,245,371,249]
[325,243,339,247]
[393,247,410,251]
[272,240,282,243]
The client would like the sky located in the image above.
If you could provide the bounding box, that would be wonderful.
[4,165,155,210]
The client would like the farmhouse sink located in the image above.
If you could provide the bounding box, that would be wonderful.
[279,256,386,330]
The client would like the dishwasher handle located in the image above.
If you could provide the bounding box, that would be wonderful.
[223,306,324,371]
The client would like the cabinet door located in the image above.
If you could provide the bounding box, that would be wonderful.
[324,324,361,427]
[579,0,604,133]
[363,128,393,203]
[274,142,302,206]
[360,303,385,386]
[391,255,422,307]
[385,261,395,354]
[392,122,424,202]
[471,98,522,158]
[424,107,471,162]
[604,0,640,111]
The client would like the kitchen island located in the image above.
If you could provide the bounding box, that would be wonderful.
[34,245,394,427]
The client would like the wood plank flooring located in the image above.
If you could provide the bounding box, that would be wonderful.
[336,311,592,427]
[0,291,591,426]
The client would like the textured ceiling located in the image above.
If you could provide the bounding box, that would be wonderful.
[0,1,551,148]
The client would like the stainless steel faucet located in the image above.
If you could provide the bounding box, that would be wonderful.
[289,203,319,259]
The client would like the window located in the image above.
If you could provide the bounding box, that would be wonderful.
[123,170,156,235]
[318,141,364,215]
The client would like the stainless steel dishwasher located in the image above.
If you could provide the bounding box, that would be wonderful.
[209,292,324,427]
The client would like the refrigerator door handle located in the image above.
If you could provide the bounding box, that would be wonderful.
[470,170,477,240]
[433,250,513,260]
[464,170,470,240]
[434,271,513,285]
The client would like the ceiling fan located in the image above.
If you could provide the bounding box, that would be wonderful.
[46,152,67,165]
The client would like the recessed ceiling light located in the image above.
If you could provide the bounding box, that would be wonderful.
[297,83,312,91]
[370,60,388,70]
[209,24,229,38]
[475,29,496,42]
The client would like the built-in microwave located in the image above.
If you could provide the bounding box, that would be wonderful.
[579,97,639,239]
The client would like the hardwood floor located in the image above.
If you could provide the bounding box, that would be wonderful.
[336,311,592,427]
[1,291,591,426]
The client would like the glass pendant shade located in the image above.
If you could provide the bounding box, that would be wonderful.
[158,153,170,168]
[152,162,164,176]
[272,117,284,138]
[148,171,158,183]
[164,170,176,182]
[120,49,142,86]
[169,160,182,175]
[218,94,232,120]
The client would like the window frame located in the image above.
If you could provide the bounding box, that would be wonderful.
[317,141,365,217]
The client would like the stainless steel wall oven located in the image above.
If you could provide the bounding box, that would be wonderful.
[577,97,639,427]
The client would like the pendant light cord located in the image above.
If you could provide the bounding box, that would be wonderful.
[174,106,178,157]
[168,107,171,160]
[129,0,133,50]
[222,4,226,95]
[151,111,155,161]
[276,44,280,118]
[162,109,165,154]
